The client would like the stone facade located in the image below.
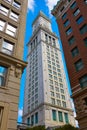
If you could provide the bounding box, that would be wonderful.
[0,0,27,130]
[23,11,75,128]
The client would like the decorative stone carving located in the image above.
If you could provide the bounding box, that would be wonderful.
[15,64,22,78]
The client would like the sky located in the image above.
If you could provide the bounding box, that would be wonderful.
[17,0,75,123]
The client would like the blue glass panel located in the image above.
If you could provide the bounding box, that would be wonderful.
[76,16,84,24]
[70,1,77,9]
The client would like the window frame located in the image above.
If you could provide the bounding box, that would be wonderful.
[64,113,69,123]
[0,4,9,16]
[52,110,57,121]
[62,13,67,20]
[2,40,14,55]
[12,0,21,10]
[68,36,75,46]
[0,19,6,31]
[70,1,77,9]
[4,0,12,4]
[58,111,63,122]
[64,19,70,27]
[80,24,87,34]
[9,11,19,22]
[6,23,17,37]
[0,65,8,87]
[71,47,79,57]
[74,59,84,71]
[83,37,87,47]
[79,75,87,88]
[73,8,80,16]
[66,27,72,35]
[0,107,4,128]
[76,16,84,25]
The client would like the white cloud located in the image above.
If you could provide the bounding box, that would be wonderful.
[18,108,23,117]
[45,0,59,15]
[28,0,35,12]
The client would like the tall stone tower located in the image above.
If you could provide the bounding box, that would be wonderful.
[0,0,27,129]
[23,11,75,128]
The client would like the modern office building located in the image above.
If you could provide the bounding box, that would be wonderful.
[23,11,75,128]
[0,0,27,130]
[52,0,87,130]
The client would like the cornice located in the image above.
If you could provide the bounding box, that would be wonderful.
[0,52,27,70]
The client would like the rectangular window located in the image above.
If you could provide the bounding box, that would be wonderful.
[9,11,19,21]
[60,83,63,88]
[4,0,12,4]
[76,16,84,24]
[56,93,60,98]
[64,19,70,27]
[79,75,87,88]
[66,27,72,35]
[49,80,53,84]
[61,95,65,100]
[62,101,66,108]
[84,97,87,105]
[0,107,4,128]
[2,40,14,55]
[71,47,79,57]
[68,36,75,45]
[6,24,17,37]
[49,36,51,43]
[70,1,77,9]
[31,115,34,126]
[51,98,55,105]
[0,5,9,16]
[53,38,56,46]
[73,8,80,16]
[27,117,30,126]
[75,59,84,71]
[45,34,48,42]
[59,78,62,82]
[54,76,57,80]
[84,0,87,4]
[84,38,87,47]
[61,89,64,94]
[35,100,38,108]
[57,100,61,106]
[0,66,7,86]
[0,20,5,31]
[53,66,56,70]
[52,110,56,121]
[62,13,67,20]
[80,24,87,34]
[58,73,61,77]
[58,111,63,122]
[35,112,38,124]
[64,113,69,123]
[60,6,64,12]
[51,92,54,97]
[50,85,54,90]
[13,1,21,10]
[55,87,59,92]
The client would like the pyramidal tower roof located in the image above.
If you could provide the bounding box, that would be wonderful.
[32,11,51,26]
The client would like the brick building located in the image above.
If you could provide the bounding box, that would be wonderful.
[52,0,87,130]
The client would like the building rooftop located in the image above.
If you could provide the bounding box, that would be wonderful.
[32,11,51,26]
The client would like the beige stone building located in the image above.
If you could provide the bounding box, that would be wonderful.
[0,0,27,130]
